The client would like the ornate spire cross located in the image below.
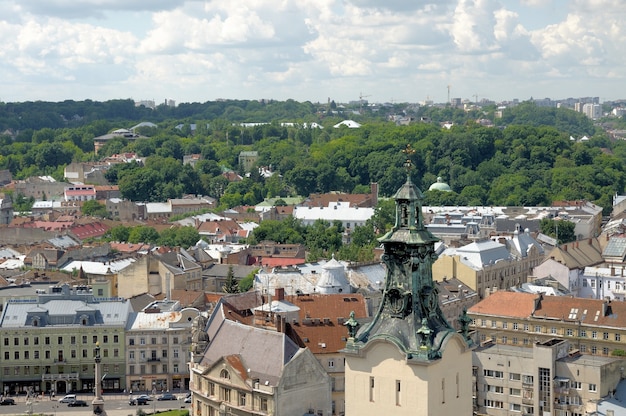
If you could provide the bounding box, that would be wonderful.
[402,143,415,173]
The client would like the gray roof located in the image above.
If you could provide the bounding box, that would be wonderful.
[200,304,300,386]
[0,297,131,328]
[443,239,513,270]
[603,237,626,258]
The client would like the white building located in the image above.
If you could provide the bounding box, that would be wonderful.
[293,201,374,229]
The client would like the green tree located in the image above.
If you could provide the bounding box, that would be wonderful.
[128,226,160,244]
[539,218,577,244]
[222,265,239,293]
[81,200,109,218]
[238,269,259,292]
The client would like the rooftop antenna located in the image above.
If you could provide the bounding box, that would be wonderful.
[447,85,451,104]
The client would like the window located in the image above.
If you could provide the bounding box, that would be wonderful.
[162,350,167,358]
[603,332,609,340]
[71,350,76,358]
[502,322,508,329]
[114,349,119,358]
[483,370,503,378]
[603,347,610,355]
[523,324,529,331]
[151,338,157,345]
[140,351,145,359]
[34,351,39,359]
[220,387,231,402]
[82,336,87,344]
[534,325,541,333]
[510,403,521,411]
[510,388,521,396]
[173,349,179,358]
[484,400,503,408]
[173,337,179,344]
[571,381,582,390]
[369,377,375,402]
[480,319,487,327]
[3,352,8,360]
[581,345,587,353]
[522,375,533,384]
[129,351,135,359]
[114,335,119,343]
[173,364,179,373]
[441,378,445,403]
[485,385,504,393]
[328,359,334,368]
[501,336,507,344]
[129,365,135,375]
[513,322,518,330]
[24,351,29,359]
[512,337,518,344]
[93,336,98,343]
[58,336,63,345]
[592,331,598,339]
[491,320,497,328]
[45,337,50,345]
[162,364,168,373]
[23,337,29,346]
[591,346,597,354]
[616,334,621,341]
[550,327,557,335]
[13,337,18,346]
[580,330,587,338]
[71,336,76,345]
[510,373,521,381]
[260,398,268,411]
[3,338,7,346]
[129,338,134,346]
[239,392,246,407]
[589,383,597,392]
[82,349,87,358]
[162,337,167,344]
[566,328,573,336]
[140,338,145,345]
[103,335,108,343]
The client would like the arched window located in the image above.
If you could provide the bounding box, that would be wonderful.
[220,369,230,380]
[32,317,39,327]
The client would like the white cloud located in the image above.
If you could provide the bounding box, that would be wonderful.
[0,0,626,103]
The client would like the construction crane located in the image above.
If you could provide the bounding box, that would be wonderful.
[359,92,371,114]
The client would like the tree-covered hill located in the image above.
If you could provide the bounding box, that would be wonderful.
[0,99,620,216]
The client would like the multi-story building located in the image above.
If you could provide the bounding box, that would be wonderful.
[433,230,544,299]
[468,291,626,357]
[189,296,331,416]
[125,300,199,393]
[0,283,130,395]
[473,338,625,416]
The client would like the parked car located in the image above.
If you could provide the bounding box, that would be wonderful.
[0,399,15,405]
[157,393,178,401]
[129,397,149,406]
[68,400,88,407]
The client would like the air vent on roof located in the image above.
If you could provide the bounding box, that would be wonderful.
[323,318,330,324]
[337,317,345,325]
[313,318,320,325]
[303,337,309,343]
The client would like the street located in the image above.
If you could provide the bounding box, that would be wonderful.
[0,394,189,415]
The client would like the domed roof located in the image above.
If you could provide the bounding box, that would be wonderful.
[428,177,452,192]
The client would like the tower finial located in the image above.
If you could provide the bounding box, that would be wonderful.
[402,144,415,174]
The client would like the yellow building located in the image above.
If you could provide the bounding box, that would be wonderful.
[343,151,474,416]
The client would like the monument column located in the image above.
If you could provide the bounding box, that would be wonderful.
[92,342,105,415]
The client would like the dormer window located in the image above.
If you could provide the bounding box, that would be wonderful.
[220,369,230,380]
[80,315,89,326]
[32,317,40,327]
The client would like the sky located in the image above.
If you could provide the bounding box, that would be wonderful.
[0,0,625,105]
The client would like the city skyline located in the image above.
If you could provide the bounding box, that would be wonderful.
[1,0,625,104]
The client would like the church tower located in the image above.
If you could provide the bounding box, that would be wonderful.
[343,145,473,415]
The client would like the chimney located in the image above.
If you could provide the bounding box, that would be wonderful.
[532,294,543,315]
[603,300,612,317]
[275,287,285,301]
[611,266,616,276]
[370,182,379,206]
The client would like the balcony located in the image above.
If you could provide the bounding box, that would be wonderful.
[147,358,161,362]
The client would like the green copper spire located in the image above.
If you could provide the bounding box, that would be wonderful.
[345,144,456,360]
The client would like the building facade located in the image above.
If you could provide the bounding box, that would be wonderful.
[0,284,130,395]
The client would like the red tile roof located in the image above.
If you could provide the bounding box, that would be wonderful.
[285,293,368,354]
[469,291,626,329]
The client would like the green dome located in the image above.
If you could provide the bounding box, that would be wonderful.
[428,177,451,192]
